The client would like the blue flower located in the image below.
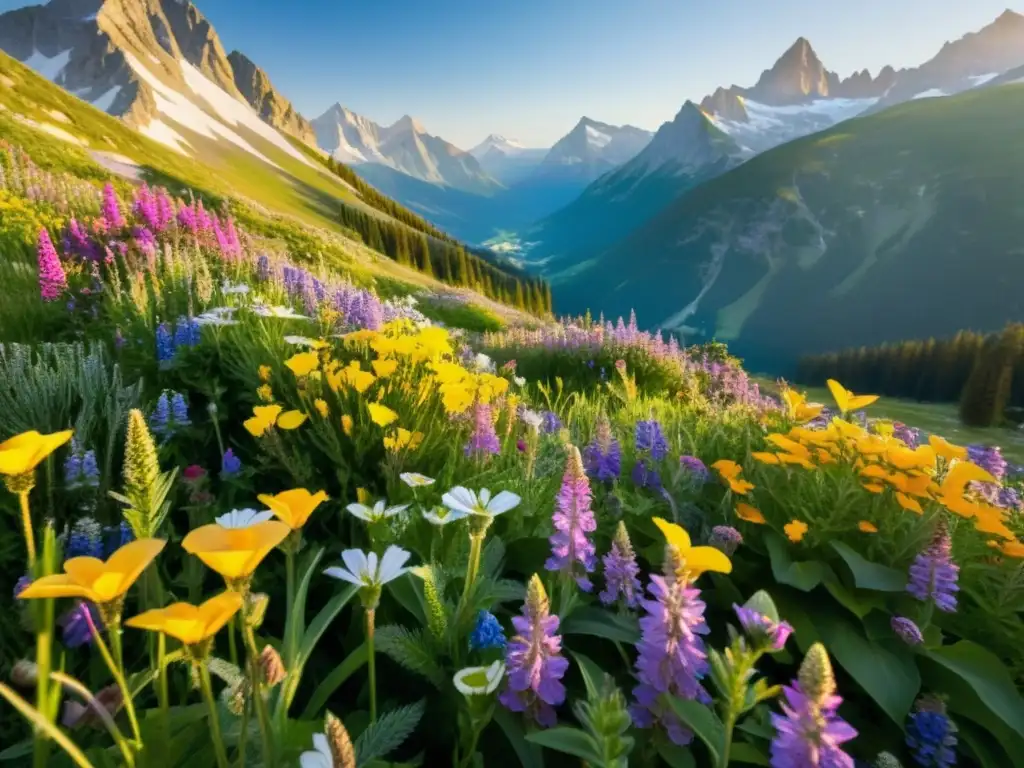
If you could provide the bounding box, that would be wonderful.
[635,419,668,461]
[907,709,957,767]
[173,315,201,348]
[81,450,100,488]
[541,411,562,434]
[221,448,242,476]
[156,322,175,363]
[60,602,100,648]
[65,518,104,561]
[171,393,191,427]
[150,392,172,438]
[469,610,506,651]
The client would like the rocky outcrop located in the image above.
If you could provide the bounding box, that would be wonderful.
[228,50,316,146]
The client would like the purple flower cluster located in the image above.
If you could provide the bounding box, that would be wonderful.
[906,698,957,768]
[545,446,597,590]
[893,422,921,448]
[599,521,641,608]
[680,455,709,485]
[630,546,711,746]
[891,616,924,646]
[60,602,100,648]
[582,413,621,482]
[967,443,1007,481]
[710,525,743,556]
[101,183,125,230]
[907,523,959,613]
[499,575,569,727]
[62,218,100,262]
[465,400,501,459]
[150,390,191,440]
[541,411,562,434]
[37,228,67,302]
[63,444,100,491]
[734,603,793,652]
[635,419,668,461]
[631,459,662,491]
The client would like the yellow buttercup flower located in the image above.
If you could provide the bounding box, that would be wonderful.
[258,488,329,530]
[126,591,243,647]
[780,389,824,423]
[929,435,967,462]
[383,428,423,452]
[858,521,878,533]
[245,405,283,437]
[367,403,399,427]
[314,399,329,418]
[258,365,272,382]
[372,359,399,378]
[276,410,307,430]
[341,414,354,435]
[784,520,809,543]
[256,384,274,403]
[826,379,879,414]
[999,540,1024,558]
[736,503,766,524]
[0,429,74,477]
[285,351,321,378]
[182,521,290,582]
[711,459,755,494]
[652,517,732,578]
[17,539,166,604]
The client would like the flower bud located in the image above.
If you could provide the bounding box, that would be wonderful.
[259,645,287,687]
[797,643,836,705]
[245,592,269,629]
[874,752,904,768]
[11,659,38,687]
[325,711,356,768]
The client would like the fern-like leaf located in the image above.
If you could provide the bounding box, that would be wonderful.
[375,626,445,689]
[355,699,425,767]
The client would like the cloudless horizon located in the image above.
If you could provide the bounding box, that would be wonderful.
[1,0,1021,148]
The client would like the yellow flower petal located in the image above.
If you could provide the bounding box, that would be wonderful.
[736,503,766,524]
[284,352,320,378]
[17,574,90,601]
[258,488,328,530]
[341,414,354,436]
[372,359,398,378]
[0,429,74,476]
[126,591,243,645]
[784,520,809,543]
[652,517,691,552]
[182,522,290,580]
[929,435,967,462]
[314,399,329,418]
[276,410,308,430]
[858,521,878,533]
[367,403,399,427]
[685,546,733,577]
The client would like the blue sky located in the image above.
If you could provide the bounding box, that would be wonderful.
[2,0,1021,148]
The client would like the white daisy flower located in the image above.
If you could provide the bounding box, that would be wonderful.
[422,506,469,526]
[252,305,311,320]
[346,500,410,523]
[400,472,435,488]
[221,281,250,295]
[520,409,544,432]
[216,508,274,528]
[299,732,332,768]
[324,546,412,589]
[472,353,495,372]
[283,335,324,347]
[513,376,526,387]
[441,487,521,519]
[453,661,505,697]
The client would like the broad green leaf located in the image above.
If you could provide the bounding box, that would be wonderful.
[830,541,906,592]
[388,572,426,625]
[959,719,1016,768]
[656,741,696,768]
[570,652,606,699]
[561,606,640,645]
[298,584,358,667]
[666,697,725,765]
[923,642,1024,741]
[301,642,368,719]
[813,609,919,725]
[822,576,886,619]
[770,589,822,651]
[493,707,545,768]
[289,546,326,663]
[764,533,829,592]
[729,742,770,765]
[525,727,602,763]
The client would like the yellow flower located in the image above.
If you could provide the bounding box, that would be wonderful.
[752,452,781,465]
[940,460,995,497]
[735,503,766,524]
[0,430,74,477]
[367,403,398,427]
[826,379,879,414]
[285,351,320,378]
[999,540,1024,558]
[244,405,283,437]
[314,399,329,418]
[372,359,399,378]
[126,591,243,646]
[441,385,475,414]
[858,521,878,533]
[711,459,755,494]
[895,492,924,514]
[862,482,885,493]
[276,410,308,430]
[256,384,274,403]
[341,415,354,436]
[652,517,732,578]
[383,428,423,452]
[929,435,967,462]
[258,365,272,382]
[17,539,166,604]
[784,520,809,543]
[356,487,372,504]
[258,488,329,530]
[781,389,824,423]
[182,521,290,581]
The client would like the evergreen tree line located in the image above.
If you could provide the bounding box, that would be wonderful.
[796,324,1024,427]
[338,203,552,315]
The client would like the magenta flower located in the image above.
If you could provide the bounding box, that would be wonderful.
[733,601,793,652]
[599,520,641,608]
[499,575,569,727]
[465,399,500,459]
[101,183,125,230]
[37,228,67,302]
[630,545,711,745]
[544,445,597,590]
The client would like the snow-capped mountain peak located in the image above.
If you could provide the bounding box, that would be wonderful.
[536,117,652,182]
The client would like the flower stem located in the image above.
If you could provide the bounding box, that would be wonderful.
[461,532,485,607]
[88,621,141,746]
[19,492,36,569]
[237,692,250,768]
[242,621,274,767]
[366,608,377,722]
[31,607,52,768]
[285,549,296,660]
[199,663,231,768]
[157,633,170,741]
[228,617,238,666]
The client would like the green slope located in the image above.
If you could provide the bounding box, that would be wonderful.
[556,84,1024,374]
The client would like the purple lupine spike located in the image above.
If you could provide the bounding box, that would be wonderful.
[583,412,621,482]
[37,228,67,302]
[498,575,569,727]
[599,521,641,608]
[102,183,125,230]
[545,445,597,591]
[770,644,857,768]
[630,545,711,746]
[133,226,157,258]
[635,419,668,461]
[465,399,500,459]
[907,521,959,613]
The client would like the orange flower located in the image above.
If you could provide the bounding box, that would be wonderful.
[826,379,878,414]
[712,459,755,494]
[784,520,809,543]
[258,488,329,530]
[895,493,923,514]
[929,435,967,462]
[999,540,1024,558]
[858,521,878,533]
[735,503,766,524]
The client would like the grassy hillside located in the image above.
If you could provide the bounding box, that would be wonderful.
[555,83,1024,374]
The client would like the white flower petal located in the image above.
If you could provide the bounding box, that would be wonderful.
[384,503,410,518]
[485,660,506,691]
[345,503,373,522]
[378,545,412,584]
[400,472,435,487]
[514,376,526,387]
[366,551,380,582]
[486,491,521,516]
[340,549,369,581]
[478,488,491,507]
[323,566,361,586]
[442,487,479,517]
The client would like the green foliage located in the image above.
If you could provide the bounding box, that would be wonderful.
[354,700,425,767]
[416,299,505,333]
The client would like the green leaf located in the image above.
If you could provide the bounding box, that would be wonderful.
[729,742,770,765]
[924,641,1024,741]
[493,707,545,768]
[959,719,1016,768]
[656,741,696,768]
[355,700,426,768]
[830,541,906,592]
[298,584,358,668]
[375,625,445,689]
[570,652,606,699]
[289,546,327,663]
[764,533,829,592]
[388,572,426,625]
[561,606,640,644]
[665,697,725,765]
[301,642,368,719]
[822,576,886,619]
[813,608,919,725]
[525,727,602,763]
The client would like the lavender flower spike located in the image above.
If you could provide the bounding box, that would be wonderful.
[544,445,598,591]
[582,412,621,482]
[635,419,668,461]
[599,521,641,608]
[498,574,569,727]
[465,399,500,459]
[770,643,857,768]
[907,521,959,613]
[630,544,712,746]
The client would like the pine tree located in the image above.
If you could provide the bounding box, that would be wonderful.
[960,325,1022,427]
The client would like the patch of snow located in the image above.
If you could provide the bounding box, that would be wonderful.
[969,72,999,86]
[22,49,72,81]
[91,86,121,113]
[330,130,369,164]
[46,109,69,123]
[585,125,612,148]
[178,60,316,168]
[709,96,875,154]
[88,150,142,180]
[912,88,946,99]
[123,51,276,164]
[14,114,86,145]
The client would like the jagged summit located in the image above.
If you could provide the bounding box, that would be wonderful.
[227,49,316,146]
[745,36,833,104]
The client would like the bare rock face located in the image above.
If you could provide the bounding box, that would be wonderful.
[743,37,835,104]
[228,50,317,146]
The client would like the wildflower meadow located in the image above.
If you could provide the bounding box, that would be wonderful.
[0,138,1023,768]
